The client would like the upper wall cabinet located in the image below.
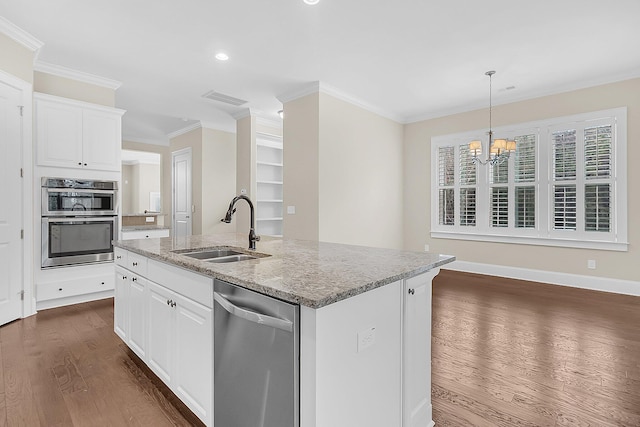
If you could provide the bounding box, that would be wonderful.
[35,93,125,172]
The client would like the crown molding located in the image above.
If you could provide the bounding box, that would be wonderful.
[122,136,170,146]
[256,116,282,130]
[0,16,43,53]
[231,107,265,120]
[277,81,404,123]
[166,121,203,140]
[34,60,122,90]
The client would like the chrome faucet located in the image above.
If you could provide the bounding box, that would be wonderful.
[221,195,260,250]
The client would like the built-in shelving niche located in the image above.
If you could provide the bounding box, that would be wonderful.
[256,133,283,237]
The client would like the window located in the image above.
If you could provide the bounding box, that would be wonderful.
[431,108,627,251]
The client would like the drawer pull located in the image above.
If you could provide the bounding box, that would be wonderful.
[132,277,137,282]
[116,255,122,260]
[408,288,415,295]
[132,262,138,267]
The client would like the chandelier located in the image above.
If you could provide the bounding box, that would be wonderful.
[469,70,515,165]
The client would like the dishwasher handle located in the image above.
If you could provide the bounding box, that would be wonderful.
[214,292,293,332]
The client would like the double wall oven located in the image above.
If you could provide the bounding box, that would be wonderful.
[41,178,118,268]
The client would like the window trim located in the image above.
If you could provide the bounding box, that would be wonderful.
[430,107,628,252]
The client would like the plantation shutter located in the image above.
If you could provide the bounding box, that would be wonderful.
[459,145,477,226]
[514,134,536,228]
[584,125,612,232]
[438,146,455,225]
[552,130,577,230]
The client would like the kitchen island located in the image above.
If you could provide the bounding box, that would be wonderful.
[113,233,454,427]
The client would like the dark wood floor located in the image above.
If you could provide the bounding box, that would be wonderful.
[1,271,639,426]
[432,270,640,427]
[0,298,198,427]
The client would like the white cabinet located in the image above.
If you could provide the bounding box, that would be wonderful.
[35,93,124,171]
[115,249,213,426]
[146,280,213,424]
[256,133,283,237]
[114,266,129,341]
[121,228,170,240]
[402,269,439,427]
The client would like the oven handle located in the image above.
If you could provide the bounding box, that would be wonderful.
[44,188,116,194]
[42,216,117,223]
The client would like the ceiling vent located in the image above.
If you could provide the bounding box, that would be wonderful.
[202,90,248,106]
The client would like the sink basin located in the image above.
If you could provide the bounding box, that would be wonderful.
[173,246,268,263]
[181,249,244,260]
[206,254,257,263]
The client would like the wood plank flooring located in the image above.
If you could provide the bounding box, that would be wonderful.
[1,271,639,426]
[0,299,202,427]
[432,270,640,426]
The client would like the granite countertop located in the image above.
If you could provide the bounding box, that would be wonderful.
[113,233,455,309]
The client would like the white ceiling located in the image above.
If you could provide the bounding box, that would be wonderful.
[2,0,639,144]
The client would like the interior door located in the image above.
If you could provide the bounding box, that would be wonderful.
[172,148,192,237]
[0,80,23,326]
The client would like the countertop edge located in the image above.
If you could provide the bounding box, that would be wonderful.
[114,240,455,309]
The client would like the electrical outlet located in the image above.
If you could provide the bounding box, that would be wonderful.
[145,216,154,223]
[357,327,376,353]
[587,259,596,269]
[287,206,296,214]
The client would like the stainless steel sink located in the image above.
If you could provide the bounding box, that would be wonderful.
[206,254,257,263]
[173,247,267,263]
[181,249,244,260]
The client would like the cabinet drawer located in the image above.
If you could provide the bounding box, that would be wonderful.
[147,259,213,308]
[38,275,114,301]
[122,229,170,240]
[127,251,148,276]
[114,247,128,267]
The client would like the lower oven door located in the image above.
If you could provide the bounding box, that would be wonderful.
[42,216,117,268]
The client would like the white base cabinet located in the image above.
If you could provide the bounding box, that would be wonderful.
[115,248,213,426]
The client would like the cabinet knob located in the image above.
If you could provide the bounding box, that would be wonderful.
[58,288,63,291]
[116,255,122,259]
[145,235,149,238]
[101,282,105,285]
[132,262,138,267]
[408,288,415,295]
[78,162,82,166]
[83,163,87,166]
[122,276,127,280]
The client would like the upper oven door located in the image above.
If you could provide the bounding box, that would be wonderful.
[42,187,117,216]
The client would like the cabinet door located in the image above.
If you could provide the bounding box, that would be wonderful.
[403,269,438,427]
[147,281,175,384]
[82,109,121,171]
[174,293,212,424]
[36,99,83,168]
[128,275,147,359]
[114,267,129,341]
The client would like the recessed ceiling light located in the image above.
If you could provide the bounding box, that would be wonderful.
[304,0,320,4]
[215,52,229,61]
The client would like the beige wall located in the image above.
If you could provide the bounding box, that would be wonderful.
[235,115,256,234]
[404,78,640,282]
[133,163,160,213]
[121,164,134,213]
[34,71,115,107]
[0,33,34,83]
[202,128,237,234]
[318,93,404,249]
[283,93,320,241]
[282,92,404,249]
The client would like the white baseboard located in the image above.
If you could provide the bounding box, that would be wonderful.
[444,261,640,297]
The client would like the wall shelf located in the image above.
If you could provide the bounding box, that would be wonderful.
[256,132,284,237]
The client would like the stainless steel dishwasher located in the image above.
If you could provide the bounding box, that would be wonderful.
[214,279,299,427]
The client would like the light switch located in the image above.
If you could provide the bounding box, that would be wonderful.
[145,216,154,223]
[287,206,296,215]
